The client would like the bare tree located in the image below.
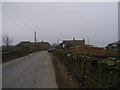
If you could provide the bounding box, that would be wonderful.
[2,35,13,47]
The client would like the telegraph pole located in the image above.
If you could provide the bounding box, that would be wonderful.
[87,38,90,45]
[35,31,37,43]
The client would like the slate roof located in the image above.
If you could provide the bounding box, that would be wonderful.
[63,39,85,46]
[16,41,51,50]
[16,41,31,46]
[109,40,120,45]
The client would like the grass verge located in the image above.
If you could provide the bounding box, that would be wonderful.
[51,54,80,88]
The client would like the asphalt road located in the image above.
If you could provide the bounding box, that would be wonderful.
[2,51,58,88]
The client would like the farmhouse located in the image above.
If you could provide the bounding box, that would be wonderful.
[106,40,120,50]
[60,38,85,48]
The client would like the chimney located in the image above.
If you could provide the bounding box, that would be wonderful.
[35,32,37,43]
[73,37,75,41]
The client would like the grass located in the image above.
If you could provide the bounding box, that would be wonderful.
[51,54,80,88]
[52,48,120,88]
[2,50,30,63]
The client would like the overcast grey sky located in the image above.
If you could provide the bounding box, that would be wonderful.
[2,2,118,47]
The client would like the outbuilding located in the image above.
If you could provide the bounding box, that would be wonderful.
[107,40,120,50]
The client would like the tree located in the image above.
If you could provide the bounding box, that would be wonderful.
[2,35,13,47]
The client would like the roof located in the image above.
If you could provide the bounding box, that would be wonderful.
[17,41,31,46]
[62,39,85,46]
[109,40,120,45]
[16,41,51,50]
[63,40,85,43]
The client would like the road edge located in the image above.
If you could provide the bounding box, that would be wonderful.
[50,54,80,88]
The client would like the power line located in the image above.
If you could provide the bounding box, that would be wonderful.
[3,12,26,31]
[4,3,34,32]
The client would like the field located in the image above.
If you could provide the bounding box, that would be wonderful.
[70,46,119,57]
